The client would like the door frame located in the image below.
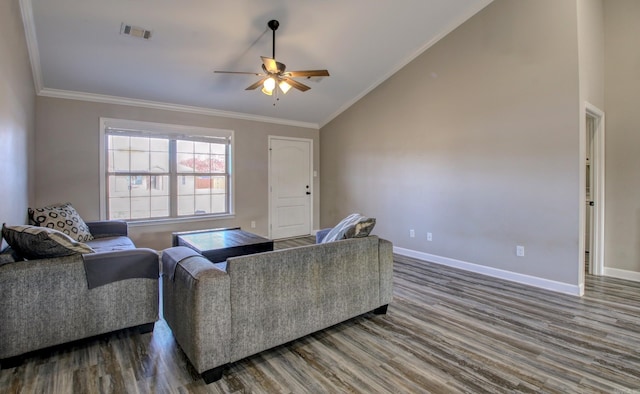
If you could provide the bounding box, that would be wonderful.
[267,135,314,239]
[582,102,605,280]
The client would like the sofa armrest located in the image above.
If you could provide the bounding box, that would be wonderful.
[86,220,128,238]
[379,238,394,305]
[82,248,159,289]
[315,228,333,243]
[162,253,231,375]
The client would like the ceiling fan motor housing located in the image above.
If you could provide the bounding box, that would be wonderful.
[268,20,279,31]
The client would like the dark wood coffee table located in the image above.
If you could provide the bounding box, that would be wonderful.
[172,227,274,263]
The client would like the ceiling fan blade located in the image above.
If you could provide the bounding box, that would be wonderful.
[283,78,311,92]
[261,57,278,73]
[214,71,263,76]
[286,70,330,78]
[246,78,267,90]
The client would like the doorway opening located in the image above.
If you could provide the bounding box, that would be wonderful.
[583,103,605,280]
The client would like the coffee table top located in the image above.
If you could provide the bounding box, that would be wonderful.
[176,229,271,252]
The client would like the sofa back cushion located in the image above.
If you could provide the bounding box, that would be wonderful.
[226,236,380,362]
[86,236,135,253]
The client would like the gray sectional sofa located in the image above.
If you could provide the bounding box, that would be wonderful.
[0,220,159,367]
[162,235,393,383]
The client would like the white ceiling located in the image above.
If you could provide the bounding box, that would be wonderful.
[22,0,493,128]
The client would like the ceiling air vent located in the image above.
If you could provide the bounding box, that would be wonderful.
[120,23,152,40]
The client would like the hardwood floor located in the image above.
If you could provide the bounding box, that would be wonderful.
[1,238,639,393]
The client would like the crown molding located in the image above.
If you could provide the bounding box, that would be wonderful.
[319,0,495,128]
[19,0,43,93]
[38,88,320,129]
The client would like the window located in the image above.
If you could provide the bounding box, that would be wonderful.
[102,119,233,221]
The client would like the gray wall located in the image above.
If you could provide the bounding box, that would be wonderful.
[0,0,35,245]
[35,97,319,250]
[320,0,582,286]
[604,0,640,273]
[578,0,605,110]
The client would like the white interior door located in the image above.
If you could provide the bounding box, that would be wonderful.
[584,103,605,278]
[269,137,312,239]
[585,115,595,273]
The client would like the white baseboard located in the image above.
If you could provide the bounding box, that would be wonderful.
[603,267,640,282]
[394,247,583,296]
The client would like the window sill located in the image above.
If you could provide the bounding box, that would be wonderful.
[124,213,235,228]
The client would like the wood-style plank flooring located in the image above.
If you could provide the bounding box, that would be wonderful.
[1,237,639,393]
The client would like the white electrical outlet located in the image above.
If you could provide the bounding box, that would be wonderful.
[516,245,525,257]
[427,232,433,241]
[251,221,256,229]
[409,229,415,238]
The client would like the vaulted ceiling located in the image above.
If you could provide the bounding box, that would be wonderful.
[21,0,493,128]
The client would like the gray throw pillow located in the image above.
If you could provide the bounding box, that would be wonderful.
[1,224,94,260]
[321,213,376,243]
[28,202,94,242]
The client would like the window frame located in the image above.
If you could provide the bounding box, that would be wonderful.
[100,118,234,224]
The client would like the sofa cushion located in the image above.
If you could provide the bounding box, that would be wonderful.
[28,202,94,242]
[86,236,136,253]
[1,224,94,260]
[321,213,376,243]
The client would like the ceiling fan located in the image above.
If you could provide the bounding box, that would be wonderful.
[214,20,330,96]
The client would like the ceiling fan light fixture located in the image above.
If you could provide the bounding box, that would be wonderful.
[279,80,292,94]
[262,77,276,95]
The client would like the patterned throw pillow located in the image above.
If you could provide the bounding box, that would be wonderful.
[28,203,94,242]
[321,213,376,243]
[345,217,376,239]
[1,224,94,260]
